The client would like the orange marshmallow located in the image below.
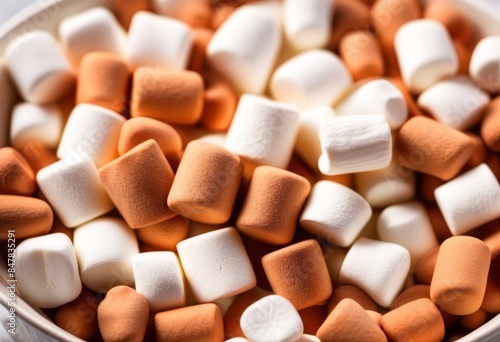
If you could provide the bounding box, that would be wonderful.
[454,38,473,75]
[200,73,238,132]
[460,308,489,330]
[424,0,473,45]
[0,147,36,196]
[50,216,73,240]
[154,303,224,342]
[0,195,52,239]
[328,0,370,50]
[112,0,150,29]
[136,216,188,251]
[481,249,500,314]
[262,239,332,310]
[426,205,452,242]
[389,77,425,117]
[327,285,377,314]
[486,151,500,182]
[188,29,213,73]
[339,31,384,81]
[99,140,176,228]
[287,155,316,186]
[19,140,58,174]
[366,310,383,327]
[176,1,213,29]
[415,246,439,285]
[419,174,444,203]
[131,67,204,125]
[481,97,500,152]
[77,52,130,114]
[55,288,98,340]
[463,132,487,171]
[298,305,328,335]
[390,285,430,310]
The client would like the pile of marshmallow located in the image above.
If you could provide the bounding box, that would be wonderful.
[1,0,500,341]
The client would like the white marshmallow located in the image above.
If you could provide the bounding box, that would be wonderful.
[318,115,392,175]
[57,104,125,168]
[340,237,411,307]
[240,295,303,342]
[132,252,185,311]
[335,79,408,130]
[177,227,256,303]
[295,105,336,171]
[377,201,439,269]
[10,103,62,150]
[37,156,114,228]
[226,338,249,342]
[73,217,139,293]
[435,163,500,235]
[59,7,127,68]
[283,0,331,50]
[207,4,282,94]
[300,180,372,247]
[395,19,458,94]
[354,162,416,208]
[417,76,490,131]
[297,336,321,342]
[225,94,300,169]
[469,36,500,93]
[16,233,81,309]
[270,50,352,110]
[5,31,74,104]
[126,11,192,69]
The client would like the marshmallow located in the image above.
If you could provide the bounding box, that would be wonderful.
[340,237,411,307]
[126,11,192,69]
[225,94,300,169]
[200,73,238,132]
[207,4,281,94]
[329,0,370,49]
[318,115,392,175]
[0,195,52,239]
[300,180,372,247]
[73,217,139,293]
[240,295,303,342]
[270,50,352,110]
[19,140,58,174]
[5,31,75,103]
[327,285,377,313]
[482,97,500,152]
[339,31,384,80]
[283,0,331,50]
[424,0,473,44]
[151,0,182,17]
[59,7,127,68]
[335,79,408,130]
[37,156,113,228]
[55,288,98,340]
[0,62,18,148]
[469,36,500,93]
[377,201,439,268]
[16,233,81,308]
[189,28,213,73]
[177,227,256,303]
[132,252,185,311]
[0,147,36,196]
[417,76,490,131]
[136,216,188,251]
[434,163,500,235]
[10,103,62,150]
[57,104,125,168]
[394,19,458,94]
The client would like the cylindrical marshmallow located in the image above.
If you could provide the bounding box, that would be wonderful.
[126,11,192,69]
[55,288,98,340]
[328,0,370,49]
[19,140,58,174]
[340,237,411,307]
[394,19,458,94]
[390,284,430,310]
[240,295,304,342]
[434,163,500,235]
[318,115,392,175]
[57,104,126,168]
[207,4,281,94]
[424,0,473,44]
[5,31,75,103]
[377,201,439,269]
[59,7,127,68]
[0,147,36,196]
[16,233,81,308]
[469,36,500,93]
[0,195,52,239]
[481,97,500,152]
[300,180,372,247]
[37,156,114,228]
[335,79,408,130]
[225,94,300,169]
[417,76,490,131]
[270,49,352,110]
[73,217,139,293]
[200,73,238,132]
[177,227,256,303]
[327,285,377,313]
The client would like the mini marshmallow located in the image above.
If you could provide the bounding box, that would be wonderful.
[132,252,185,311]
[0,195,52,239]
[37,156,114,228]
[283,0,331,50]
[395,19,458,94]
[6,31,74,103]
[339,31,384,81]
[57,104,125,168]
[240,295,303,342]
[73,217,139,293]
[340,237,411,307]
[434,163,500,235]
[377,201,439,268]
[177,227,256,303]
[335,79,408,130]
[318,115,392,175]
[225,94,300,169]
[207,4,281,94]
[300,180,372,247]
[126,11,192,69]
[151,0,182,17]
[59,7,127,68]
[16,233,81,308]
[0,147,36,196]
[417,76,490,131]
[10,103,62,150]
[270,49,352,110]
[469,36,500,93]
